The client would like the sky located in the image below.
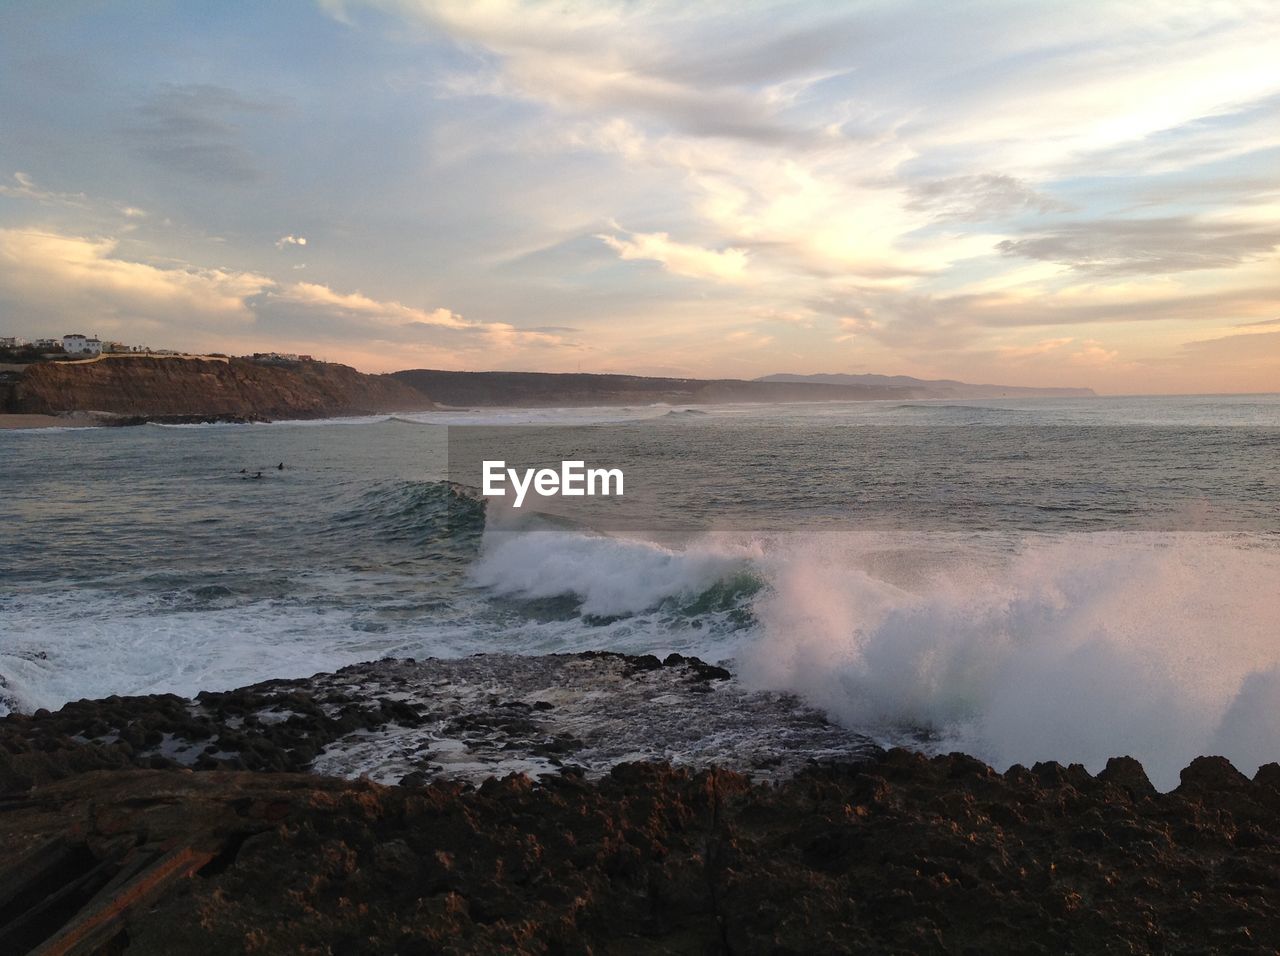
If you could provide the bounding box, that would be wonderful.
[0,1,1277,393]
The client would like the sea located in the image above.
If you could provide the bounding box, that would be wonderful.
[3,394,1278,789]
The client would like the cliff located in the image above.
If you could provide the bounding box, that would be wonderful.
[7,355,432,420]
[392,368,912,406]
[0,358,1096,422]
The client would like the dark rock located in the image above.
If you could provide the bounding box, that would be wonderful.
[625,654,663,673]
[1177,755,1251,793]
[1253,762,1280,789]
[1098,755,1157,798]
[8,657,1280,953]
[664,652,732,681]
[1031,760,1094,791]
[3,731,1280,952]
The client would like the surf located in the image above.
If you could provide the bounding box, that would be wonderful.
[738,531,1280,790]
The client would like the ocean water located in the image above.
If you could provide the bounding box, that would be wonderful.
[2,394,1278,789]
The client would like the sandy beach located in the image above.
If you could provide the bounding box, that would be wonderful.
[0,413,99,430]
[0,414,74,430]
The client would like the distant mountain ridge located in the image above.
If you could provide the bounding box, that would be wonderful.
[757,373,1095,398]
[391,369,911,406]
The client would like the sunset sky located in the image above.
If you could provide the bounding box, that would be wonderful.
[1,1,1277,393]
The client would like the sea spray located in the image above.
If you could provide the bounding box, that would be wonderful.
[739,532,1280,790]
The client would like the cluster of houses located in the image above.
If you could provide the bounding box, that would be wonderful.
[0,335,315,363]
[251,351,316,363]
[0,333,153,356]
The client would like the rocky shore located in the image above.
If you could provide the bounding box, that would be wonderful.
[4,654,1279,953]
[0,654,877,789]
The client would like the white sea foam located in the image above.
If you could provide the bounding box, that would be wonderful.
[0,587,483,715]
[738,533,1280,790]
[468,526,759,617]
[0,547,748,716]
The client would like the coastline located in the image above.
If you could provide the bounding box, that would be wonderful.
[0,412,267,430]
[0,413,99,430]
[3,653,1278,953]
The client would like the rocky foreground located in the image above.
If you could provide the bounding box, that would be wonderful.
[3,655,1280,953]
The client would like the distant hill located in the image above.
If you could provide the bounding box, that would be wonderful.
[391,369,909,406]
[393,369,1093,407]
[756,373,1095,398]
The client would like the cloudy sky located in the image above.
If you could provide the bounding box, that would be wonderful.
[1,1,1277,392]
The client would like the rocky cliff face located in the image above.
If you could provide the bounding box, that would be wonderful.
[9,356,432,420]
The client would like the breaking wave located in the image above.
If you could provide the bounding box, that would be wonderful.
[469,527,762,619]
[465,521,1280,789]
[738,533,1280,790]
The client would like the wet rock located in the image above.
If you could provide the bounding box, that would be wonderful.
[623,653,663,673]
[662,652,731,681]
[2,655,883,792]
[0,678,428,790]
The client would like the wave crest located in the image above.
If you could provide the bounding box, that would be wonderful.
[469,529,761,618]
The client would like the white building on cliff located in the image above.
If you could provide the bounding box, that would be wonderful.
[62,333,103,356]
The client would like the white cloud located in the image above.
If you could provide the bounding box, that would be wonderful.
[271,280,572,349]
[1070,340,1120,367]
[0,171,89,209]
[270,281,470,329]
[725,328,774,349]
[996,337,1075,361]
[598,229,749,282]
[1,171,149,224]
[275,234,308,249]
[0,229,271,328]
[0,227,569,362]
